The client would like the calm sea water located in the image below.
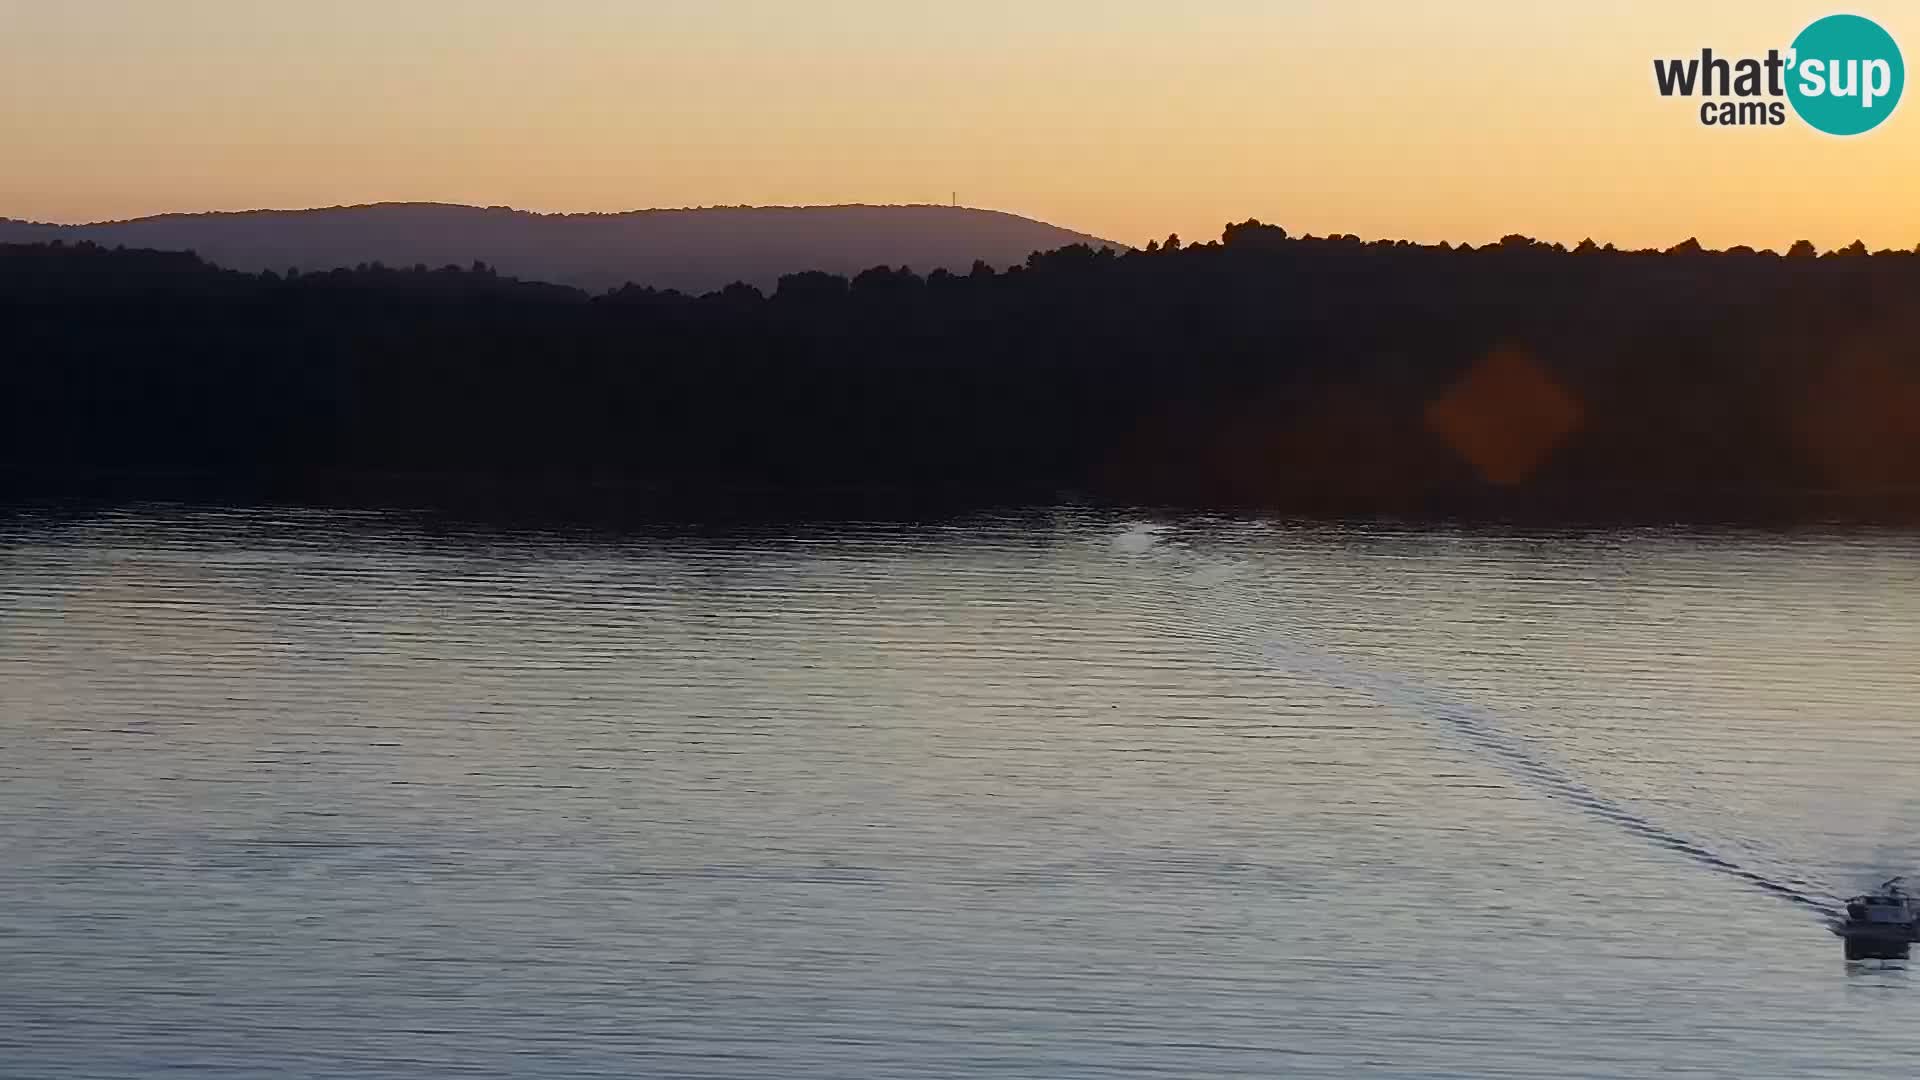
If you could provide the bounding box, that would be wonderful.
[4,505,1920,1079]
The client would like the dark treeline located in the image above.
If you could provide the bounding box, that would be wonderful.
[5,223,1920,520]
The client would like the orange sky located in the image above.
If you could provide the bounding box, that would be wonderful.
[3,1,1917,250]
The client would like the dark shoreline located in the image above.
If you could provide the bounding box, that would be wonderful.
[9,232,1920,527]
[8,467,1920,532]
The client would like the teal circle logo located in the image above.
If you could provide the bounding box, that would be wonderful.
[1787,14,1904,135]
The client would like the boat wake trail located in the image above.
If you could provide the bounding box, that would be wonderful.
[1255,634,1841,919]
[1110,525,1842,919]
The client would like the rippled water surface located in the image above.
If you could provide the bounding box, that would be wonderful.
[5,505,1920,1078]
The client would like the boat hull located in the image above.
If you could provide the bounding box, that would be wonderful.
[1832,922,1917,960]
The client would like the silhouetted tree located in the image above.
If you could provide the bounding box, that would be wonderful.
[8,229,1920,520]
[776,270,848,302]
[1221,219,1289,249]
[850,265,922,295]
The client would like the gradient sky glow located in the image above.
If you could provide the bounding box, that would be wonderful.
[4,0,1918,250]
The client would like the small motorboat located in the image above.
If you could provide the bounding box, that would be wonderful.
[1832,877,1920,959]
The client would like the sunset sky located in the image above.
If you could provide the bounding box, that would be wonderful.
[4,0,1918,250]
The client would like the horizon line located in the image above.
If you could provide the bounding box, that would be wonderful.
[7,202,1916,260]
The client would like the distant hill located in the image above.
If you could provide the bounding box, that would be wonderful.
[0,203,1126,293]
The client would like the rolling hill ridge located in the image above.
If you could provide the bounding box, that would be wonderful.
[0,203,1126,293]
